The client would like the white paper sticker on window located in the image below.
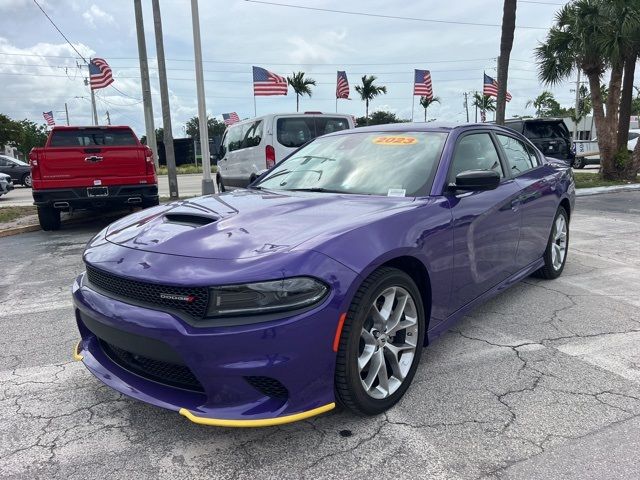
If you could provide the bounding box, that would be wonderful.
[387,188,406,197]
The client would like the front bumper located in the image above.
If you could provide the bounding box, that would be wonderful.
[72,253,358,426]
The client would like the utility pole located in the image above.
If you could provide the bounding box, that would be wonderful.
[190,0,216,194]
[475,91,478,123]
[134,0,159,171]
[152,0,179,199]
[573,68,581,141]
[64,102,70,125]
[463,92,469,123]
[106,110,111,125]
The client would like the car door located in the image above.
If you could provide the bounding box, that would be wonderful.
[444,131,522,314]
[495,133,558,269]
[0,157,9,178]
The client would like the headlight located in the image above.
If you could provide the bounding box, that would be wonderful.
[207,277,328,317]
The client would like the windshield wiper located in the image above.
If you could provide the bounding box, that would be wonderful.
[286,187,351,194]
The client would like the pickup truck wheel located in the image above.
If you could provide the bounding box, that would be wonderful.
[38,207,61,231]
[21,173,32,187]
[143,198,160,208]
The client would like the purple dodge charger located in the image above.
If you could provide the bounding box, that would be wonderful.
[73,124,575,427]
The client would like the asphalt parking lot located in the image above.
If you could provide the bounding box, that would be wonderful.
[1,192,640,479]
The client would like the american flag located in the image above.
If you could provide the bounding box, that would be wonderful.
[252,66,288,96]
[42,111,55,126]
[483,73,512,102]
[89,58,114,90]
[413,69,433,98]
[336,71,350,99]
[222,112,240,126]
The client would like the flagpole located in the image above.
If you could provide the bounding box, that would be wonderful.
[411,96,415,122]
[335,97,338,113]
[90,88,98,126]
[254,95,257,117]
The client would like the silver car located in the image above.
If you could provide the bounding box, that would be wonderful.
[0,172,14,196]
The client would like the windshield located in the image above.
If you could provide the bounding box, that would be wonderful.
[2,156,27,166]
[524,121,569,140]
[255,131,447,196]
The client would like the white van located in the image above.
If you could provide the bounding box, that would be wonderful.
[217,113,355,189]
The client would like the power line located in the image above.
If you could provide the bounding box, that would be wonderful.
[32,0,89,64]
[241,0,547,30]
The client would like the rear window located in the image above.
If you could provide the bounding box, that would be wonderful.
[523,121,569,140]
[49,129,138,147]
[277,117,351,148]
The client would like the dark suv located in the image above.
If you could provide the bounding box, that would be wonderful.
[503,119,574,162]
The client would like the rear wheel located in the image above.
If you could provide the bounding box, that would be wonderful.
[21,173,32,187]
[533,206,569,279]
[37,206,61,231]
[216,175,225,193]
[142,197,160,208]
[335,267,425,415]
[572,157,585,169]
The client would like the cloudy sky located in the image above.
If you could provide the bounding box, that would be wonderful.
[0,0,589,137]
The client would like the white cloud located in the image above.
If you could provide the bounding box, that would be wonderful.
[82,4,115,28]
[286,29,351,66]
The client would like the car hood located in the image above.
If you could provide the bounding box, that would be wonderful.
[105,189,415,259]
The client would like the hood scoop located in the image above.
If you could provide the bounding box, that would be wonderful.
[164,212,218,227]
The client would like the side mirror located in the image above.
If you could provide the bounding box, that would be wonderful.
[450,170,500,191]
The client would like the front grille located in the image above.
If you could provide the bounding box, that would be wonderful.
[86,265,209,319]
[100,340,204,392]
[245,376,289,399]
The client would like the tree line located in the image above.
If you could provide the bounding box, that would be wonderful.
[0,113,48,158]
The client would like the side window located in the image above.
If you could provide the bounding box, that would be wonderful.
[0,158,8,167]
[276,118,316,148]
[525,144,542,167]
[315,117,349,136]
[448,133,504,183]
[496,134,538,174]
[243,120,263,148]
[227,124,246,153]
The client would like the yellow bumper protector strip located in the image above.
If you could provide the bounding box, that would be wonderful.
[179,402,335,427]
[73,341,84,361]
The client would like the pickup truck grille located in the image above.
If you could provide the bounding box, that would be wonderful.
[85,265,209,319]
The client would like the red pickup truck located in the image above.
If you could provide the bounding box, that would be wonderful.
[29,126,159,231]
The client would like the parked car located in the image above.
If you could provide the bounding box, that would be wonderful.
[217,113,355,189]
[576,129,640,168]
[72,123,575,426]
[29,126,159,231]
[0,172,13,196]
[0,154,31,187]
[503,118,574,163]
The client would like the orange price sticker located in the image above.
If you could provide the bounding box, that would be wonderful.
[372,136,418,145]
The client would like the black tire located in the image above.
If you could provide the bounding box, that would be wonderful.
[572,157,585,169]
[533,206,569,280]
[142,197,160,208]
[335,267,426,416]
[21,173,32,188]
[37,206,61,231]
[216,175,225,193]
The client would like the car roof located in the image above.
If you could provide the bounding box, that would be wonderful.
[50,125,133,130]
[228,112,353,127]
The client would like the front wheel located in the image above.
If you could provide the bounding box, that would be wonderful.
[335,267,425,416]
[533,206,569,279]
[572,157,585,169]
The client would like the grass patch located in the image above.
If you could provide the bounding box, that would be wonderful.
[157,164,218,176]
[574,172,639,189]
[0,206,37,224]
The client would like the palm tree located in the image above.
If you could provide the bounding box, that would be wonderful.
[496,0,517,125]
[536,0,640,180]
[472,93,496,121]
[287,72,316,112]
[355,75,387,124]
[525,91,559,117]
[419,96,440,122]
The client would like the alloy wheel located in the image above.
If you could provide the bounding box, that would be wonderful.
[358,286,418,399]
[551,214,567,270]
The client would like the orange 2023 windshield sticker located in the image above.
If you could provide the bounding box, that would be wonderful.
[372,136,418,145]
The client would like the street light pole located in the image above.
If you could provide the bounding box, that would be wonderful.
[152,0,179,199]
[190,0,216,195]
[133,0,159,171]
